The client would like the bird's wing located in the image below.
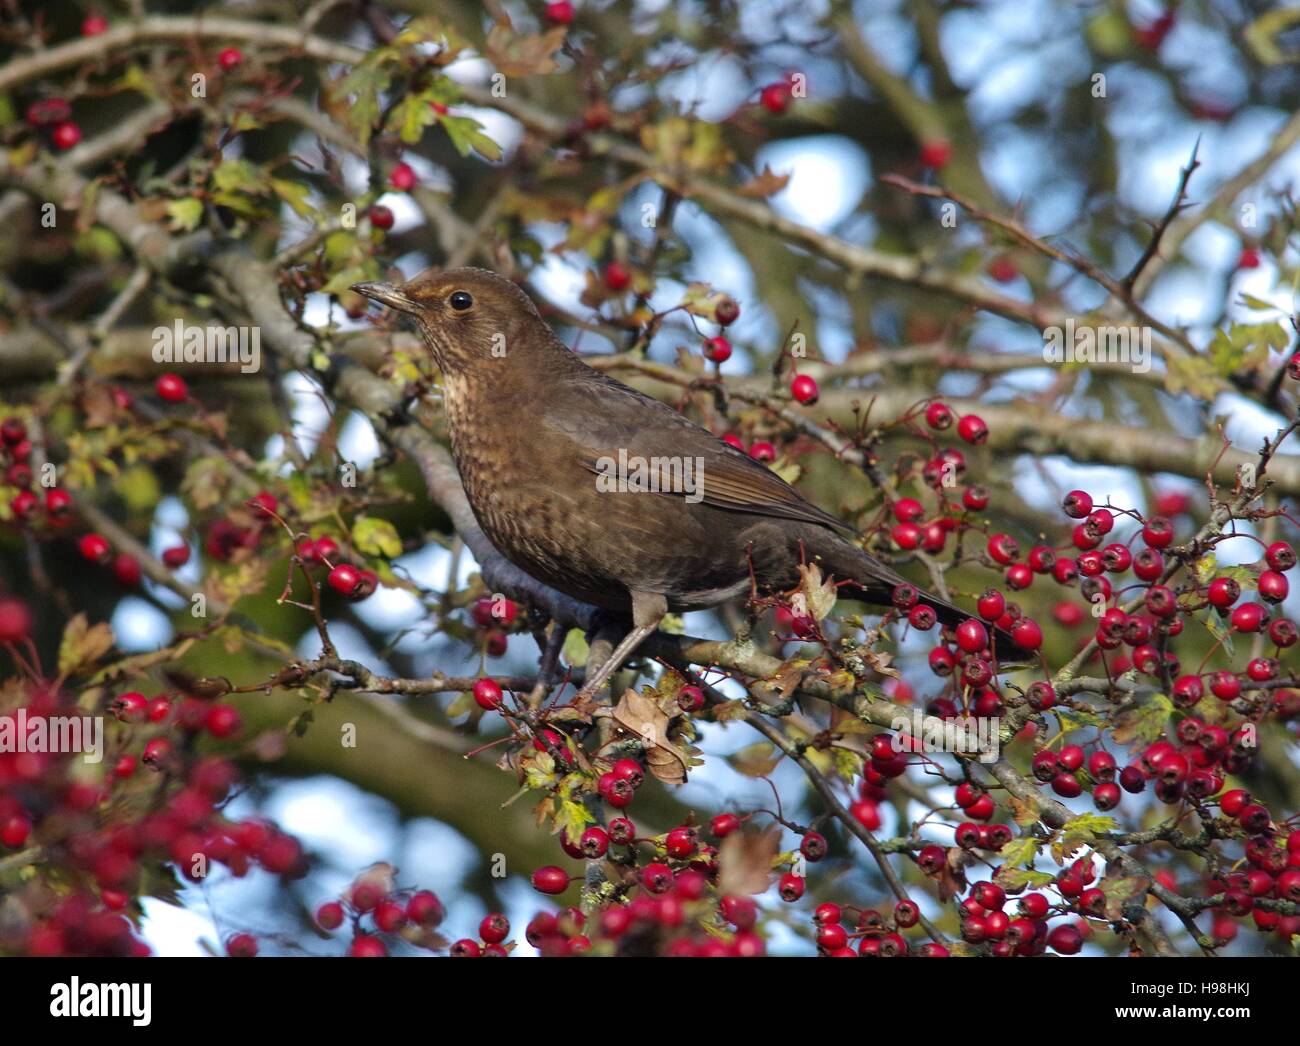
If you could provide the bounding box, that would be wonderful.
[543,368,855,534]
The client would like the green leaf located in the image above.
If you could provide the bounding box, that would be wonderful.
[564,623,595,665]
[332,49,397,144]
[271,179,316,221]
[997,834,1040,868]
[351,516,403,558]
[995,866,1055,891]
[441,115,502,161]
[555,799,595,844]
[166,197,204,232]
[387,94,439,145]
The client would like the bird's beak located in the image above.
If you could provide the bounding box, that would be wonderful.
[351,281,418,314]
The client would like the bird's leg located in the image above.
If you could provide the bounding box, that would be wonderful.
[572,590,666,708]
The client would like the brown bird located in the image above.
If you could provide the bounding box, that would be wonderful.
[353,267,1023,698]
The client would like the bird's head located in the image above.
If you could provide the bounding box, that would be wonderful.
[352,267,553,375]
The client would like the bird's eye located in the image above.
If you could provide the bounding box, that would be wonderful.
[449,291,473,311]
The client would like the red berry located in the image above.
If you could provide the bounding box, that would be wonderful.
[1005,563,1033,591]
[677,684,705,712]
[1047,923,1083,954]
[1,815,31,848]
[327,564,362,597]
[155,373,188,403]
[611,758,644,788]
[703,336,731,363]
[407,891,444,927]
[816,923,849,951]
[1259,570,1289,604]
[778,873,805,901]
[956,414,988,445]
[78,533,112,564]
[1010,617,1042,650]
[790,374,819,405]
[748,441,776,463]
[603,260,631,291]
[925,402,953,430]
[0,417,25,445]
[82,13,109,35]
[759,82,792,114]
[977,589,1006,621]
[1206,576,1240,608]
[1231,602,1267,633]
[544,1,574,24]
[988,257,1019,282]
[1266,542,1296,572]
[580,827,609,858]
[800,831,828,862]
[987,533,1020,565]
[389,162,416,191]
[919,139,951,169]
[1142,516,1174,549]
[316,901,344,930]
[665,826,697,859]
[161,544,190,568]
[110,691,147,722]
[11,490,38,521]
[218,47,243,70]
[1237,247,1260,269]
[368,204,394,230]
[892,522,921,550]
[711,813,740,838]
[51,121,82,150]
[955,618,988,653]
[349,934,387,957]
[111,553,141,587]
[893,498,924,523]
[1063,490,1093,519]
[205,704,241,738]
[225,933,257,957]
[531,866,571,895]
[715,297,740,326]
[42,488,71,525]
[472,678,504,710]
[1220,789,1250,817]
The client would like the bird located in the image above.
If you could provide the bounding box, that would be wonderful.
[352,267,1025,699]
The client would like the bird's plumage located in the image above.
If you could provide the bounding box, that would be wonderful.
[353,266,1023,660]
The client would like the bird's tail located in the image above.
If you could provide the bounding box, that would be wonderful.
[801,529,1031,665]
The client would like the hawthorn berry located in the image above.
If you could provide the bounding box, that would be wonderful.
[472,678,504,710]
[956,414,988,445]
[790,374,819,405]
[603,260,631,291]
[925,402,953,429]
[919,139,951,169]
[389,162,416,191]
[530,866,571,895]
[155,373,188,403]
